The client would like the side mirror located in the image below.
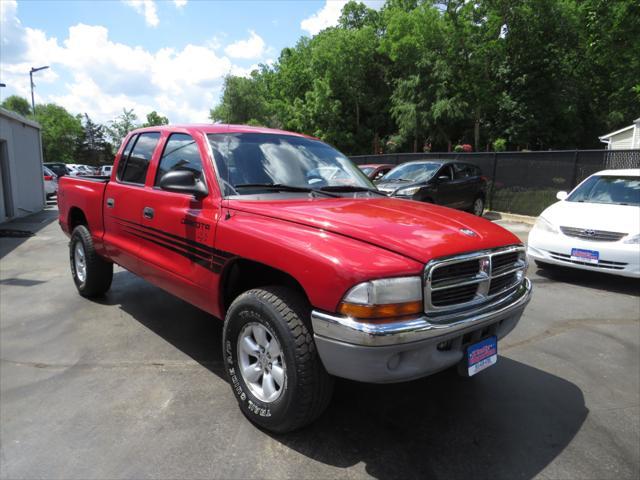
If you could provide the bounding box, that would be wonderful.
[556,191,568,201]
[159,170,208,199]
[437,175,449,182]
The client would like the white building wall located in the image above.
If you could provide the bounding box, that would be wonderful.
[0,108,45,223]
[609,128,635,150]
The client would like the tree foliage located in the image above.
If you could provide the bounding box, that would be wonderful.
[76,114,113,166]
[34,103,83,163]
[1,95,32,117]
[143,110,169,127]
[106,108,139,147]
[211,0,640,153]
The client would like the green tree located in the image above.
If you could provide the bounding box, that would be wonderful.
[76,114,113,166]
[106,108,138,147]
[143,110,169,127]
[1,95,31,117]
[34,103,83,163]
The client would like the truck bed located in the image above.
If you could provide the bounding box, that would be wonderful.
[58,175,109,242]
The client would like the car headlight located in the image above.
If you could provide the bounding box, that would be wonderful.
[395,186,420,196]
[338,276,423,321]
[533,216,559,234]
[623,234,640,244]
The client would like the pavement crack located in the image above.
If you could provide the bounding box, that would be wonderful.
[0,358,223,370]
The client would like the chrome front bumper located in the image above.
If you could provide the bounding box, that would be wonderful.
[311,278,532,383]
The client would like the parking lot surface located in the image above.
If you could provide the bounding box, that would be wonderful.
[1,207,639,479]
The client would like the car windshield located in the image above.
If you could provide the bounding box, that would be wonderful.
[208,133,374,195]
[380,162,441,182]
[360,167,374,175]
[568,175,640,206]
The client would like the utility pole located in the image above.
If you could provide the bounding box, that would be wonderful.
[29,66,49,115]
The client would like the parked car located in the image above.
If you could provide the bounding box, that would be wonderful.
[528,169,640,278]
[43,165,58,199]
[99,165,113,176]
[65,164,84,176]
[376,160,488,216]
[44,162,70,177]
[358,163,394,181]
[58,125,531,432]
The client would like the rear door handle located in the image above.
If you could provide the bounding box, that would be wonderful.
[106,198,114,208]
[143,207,154,219]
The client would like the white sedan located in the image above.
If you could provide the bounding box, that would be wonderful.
[528,169,640,278]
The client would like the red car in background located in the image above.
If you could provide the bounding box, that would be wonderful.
[358,163,394,181]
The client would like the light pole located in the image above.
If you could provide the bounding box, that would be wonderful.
[30,66,49,115]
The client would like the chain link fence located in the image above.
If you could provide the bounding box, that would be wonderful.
[351,150,640,216]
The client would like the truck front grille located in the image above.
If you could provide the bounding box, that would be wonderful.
[560,226,626,242]
[424,246,526,313]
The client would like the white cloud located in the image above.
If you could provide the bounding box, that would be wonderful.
[224,30,266,59]
[0,3,273,124]
[173,0,188,8]
[300,0,384,36]
[123,0,159,27]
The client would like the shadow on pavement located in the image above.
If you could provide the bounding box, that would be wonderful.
[104,270,587,480]
[0,206,59,260]
[534,263,640,296]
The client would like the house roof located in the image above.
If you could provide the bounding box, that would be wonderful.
[0,107,41,129]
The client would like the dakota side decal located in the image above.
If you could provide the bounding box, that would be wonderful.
[115,217,232,273]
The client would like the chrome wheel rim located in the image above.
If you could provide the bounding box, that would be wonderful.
[74,242,87,283]
[237,322,286,403]
[474,198,483,215]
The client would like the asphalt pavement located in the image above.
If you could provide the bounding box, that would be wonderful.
[1,205,638,479]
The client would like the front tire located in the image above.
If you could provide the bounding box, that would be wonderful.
[472,196,484,216]
[223,287,333,433]
[70,225,113,297]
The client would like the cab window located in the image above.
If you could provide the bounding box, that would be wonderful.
[120,132,160,185]
[154,133,204,186]
[116,134,137,180]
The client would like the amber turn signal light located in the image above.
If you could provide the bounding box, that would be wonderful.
[338,300,423,320]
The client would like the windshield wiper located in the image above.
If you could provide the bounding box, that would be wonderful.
[234,183,340,197]
[319,185,386,196]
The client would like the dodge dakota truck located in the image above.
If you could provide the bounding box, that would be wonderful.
[58,125,532,432]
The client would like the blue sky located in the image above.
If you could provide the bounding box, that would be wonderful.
[0,0,380,123]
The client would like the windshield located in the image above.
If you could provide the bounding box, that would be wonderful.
[568,175,640,206]
[208,133,374,195]
[360,167,374,175]
[381,162,441,182]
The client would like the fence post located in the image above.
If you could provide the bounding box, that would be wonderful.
[570,150,579,189]
[488,152,498,210]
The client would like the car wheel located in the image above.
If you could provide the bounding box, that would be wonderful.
[70,225,113,297]
[472,197,484,216]
[223,286,334,433]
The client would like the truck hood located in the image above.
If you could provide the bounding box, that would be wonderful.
[227,197,520,264]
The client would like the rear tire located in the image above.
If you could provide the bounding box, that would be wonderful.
[223,286,334,433]
[70,225,113,298]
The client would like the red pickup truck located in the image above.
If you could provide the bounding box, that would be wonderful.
[58,124,532,432]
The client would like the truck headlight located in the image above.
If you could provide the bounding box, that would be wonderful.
[533,216,559,234]
[395,186,420,196]
[624,234,640,244]
[338,276,423,320]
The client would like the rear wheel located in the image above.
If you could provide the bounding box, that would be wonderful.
[223,286,333,433]
[70,225,113,297]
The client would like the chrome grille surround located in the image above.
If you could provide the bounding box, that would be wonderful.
[560,226,627,242]
[424,245,527,315]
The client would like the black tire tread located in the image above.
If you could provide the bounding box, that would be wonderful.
[228,286,333,432]
[70,225,113,298]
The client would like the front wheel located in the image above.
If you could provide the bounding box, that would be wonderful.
[472,196,484,216]
[223,287,333,433]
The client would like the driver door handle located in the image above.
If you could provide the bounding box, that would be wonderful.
[143,207,154,219]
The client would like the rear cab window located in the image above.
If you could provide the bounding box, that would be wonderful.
[117,132,161,185]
